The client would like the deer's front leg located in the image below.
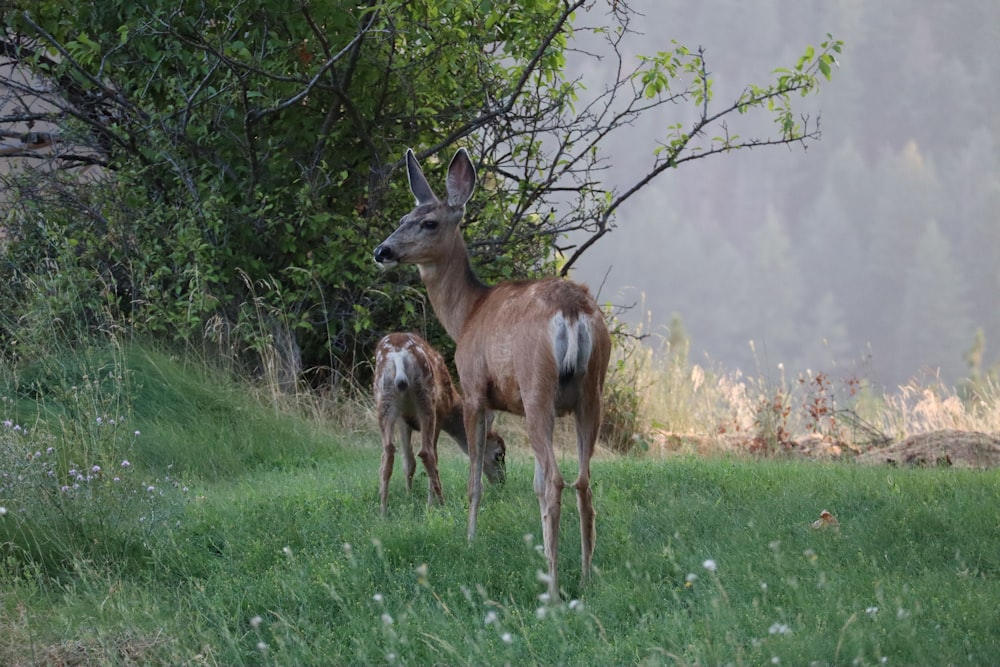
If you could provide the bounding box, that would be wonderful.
[464,406,487,541]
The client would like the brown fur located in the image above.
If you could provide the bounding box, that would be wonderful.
[374,332,506,515]
[374,149,611,597]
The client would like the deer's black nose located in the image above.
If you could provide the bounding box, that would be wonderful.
[374,245,395,264]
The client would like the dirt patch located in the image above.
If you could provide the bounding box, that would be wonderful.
[647,428,1000,469]
[647,430,859,459]
[854,429,1000,469]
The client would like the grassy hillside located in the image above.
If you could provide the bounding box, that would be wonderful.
[2,345,999,665]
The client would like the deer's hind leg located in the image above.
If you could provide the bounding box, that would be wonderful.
[572,395,600,586]
[528,405,563,600]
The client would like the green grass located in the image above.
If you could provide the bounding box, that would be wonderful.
[3,346,1000,665]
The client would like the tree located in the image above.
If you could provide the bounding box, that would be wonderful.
[743,206,804,364]
[858,140,943,372]
[895,219,972,383]
[795,290,851,373]
[0,0,841,381]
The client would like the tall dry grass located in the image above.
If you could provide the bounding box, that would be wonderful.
[599,320,1000,459]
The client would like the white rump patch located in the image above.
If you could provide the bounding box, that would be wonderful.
[549,313,593,379]
[379,347,412,392]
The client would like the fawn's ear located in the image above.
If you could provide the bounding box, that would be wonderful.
[406,149,437,206]
[445,148,476,209]
[485,410,495,431]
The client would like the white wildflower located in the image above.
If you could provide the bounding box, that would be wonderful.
[768,622,792,635]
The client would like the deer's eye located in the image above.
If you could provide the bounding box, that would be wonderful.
[420,219,438,231]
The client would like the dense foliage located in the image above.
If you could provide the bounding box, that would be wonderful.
[1,0,571,377]
[1,0,838,384]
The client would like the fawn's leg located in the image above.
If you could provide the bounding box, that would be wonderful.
[418,421,445,506]
[400,427,416,494]
[379,421,396,516]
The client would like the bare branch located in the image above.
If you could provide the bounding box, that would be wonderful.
[410,0,588,163]
[553,38,837,274]
[246,6,379,125]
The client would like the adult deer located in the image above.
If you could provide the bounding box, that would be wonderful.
[374,332,507,515]
[374,148,611,598]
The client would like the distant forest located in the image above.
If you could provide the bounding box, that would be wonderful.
[570,0,1000,388]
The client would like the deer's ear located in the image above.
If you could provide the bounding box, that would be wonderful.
[406,149,437,206]
[445,148,476,208]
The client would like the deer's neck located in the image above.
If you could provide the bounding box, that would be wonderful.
[418,237,489,341]
[440,403,470,454]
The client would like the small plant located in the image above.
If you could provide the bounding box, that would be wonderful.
[601,355,649,453]
[600,313,655,453]
[749,387,793,455]
[800,371,836,435]
[0,344,192,576]
[0,413,191,576]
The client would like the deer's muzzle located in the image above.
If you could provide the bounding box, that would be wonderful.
[373,244,398,268]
